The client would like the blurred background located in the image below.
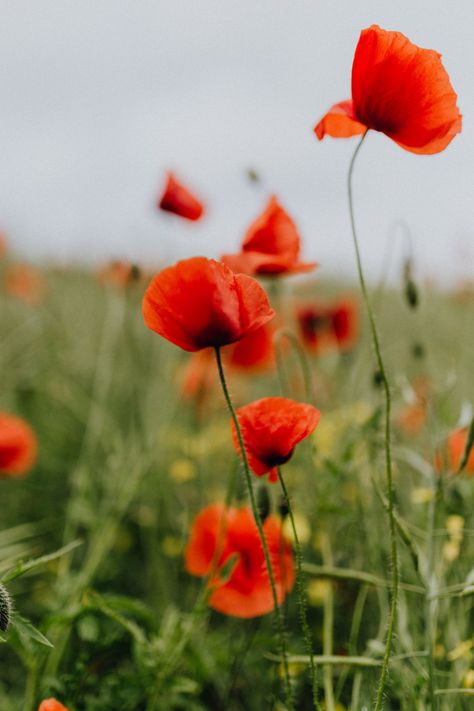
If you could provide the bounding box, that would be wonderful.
[0,0,472,284]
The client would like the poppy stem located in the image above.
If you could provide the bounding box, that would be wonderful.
[214,346,294,711]
[347,130,399,711]
[277,466,323,711]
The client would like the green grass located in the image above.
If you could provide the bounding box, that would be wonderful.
[1,265,473,710]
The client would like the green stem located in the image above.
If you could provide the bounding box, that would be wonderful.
[274,329,315,403]
[424,477,440,710]
[347,130,399,710]
[214,347,294,710]
[321,532,335,711]
[277,467,322,711]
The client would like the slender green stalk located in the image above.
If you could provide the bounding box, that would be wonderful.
[214,347,294,710]
[347,131,399,710]
[277,467,322,711]
[321,532,335,711]
[424,477,440,710]
[274,329,315,403]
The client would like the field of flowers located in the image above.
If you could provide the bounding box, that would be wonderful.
[0,22,472,711]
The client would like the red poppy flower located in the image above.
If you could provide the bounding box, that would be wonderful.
[232,397,320,482]
[4,264,47,306]
[0,412,38,478]
[38,699,69,711]
[143,257,275,352]
[185,503,294,618]
[226,322,275,371]
[158,172,204,221]
[437,427,474,475]
[222,196,316,276]
[298,299,358,353]
[315,25,462,154]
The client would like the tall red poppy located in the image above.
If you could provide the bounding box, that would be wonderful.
[185,503,294,618]
[143,257,275,352]
[298,298,358,353]
[222,196,316,276]
[315,25,461,154]
[38,699,69,711]
[158,172,204,221]
[0,412,38,478]
[232,397,320,482]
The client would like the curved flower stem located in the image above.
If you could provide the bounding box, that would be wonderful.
[214,347,294,710]
[347,130,399,710]
[277,466,322,711]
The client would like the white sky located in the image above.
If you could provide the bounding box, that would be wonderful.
[0,1,472,284]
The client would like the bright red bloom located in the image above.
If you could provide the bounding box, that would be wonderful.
[298,299,358,353]
[315,25,461,154]
[38,699,69,711]
[158,172,204,221]
[143,257,275,352]
[222,196,316,276]
[232,397,320,482]
[226,322,275,371]
[185,503,294,618]
[0,412,38,478]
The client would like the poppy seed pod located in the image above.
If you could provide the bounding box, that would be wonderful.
[0,584,12,632]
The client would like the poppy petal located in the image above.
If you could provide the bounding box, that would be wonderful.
[314,100,367,140]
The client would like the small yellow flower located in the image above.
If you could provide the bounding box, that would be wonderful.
[463,669,474,689]
[168,458,197,483]
[446,514,464,542]
[411,487,434,504]
[161,536,182,558]
[307,579,332,606]
[283,512,311,544]
[433,644,445,660]
[447,638,473,662]
[443,540,460,563]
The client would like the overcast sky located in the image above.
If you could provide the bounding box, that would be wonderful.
[0,1,472,283]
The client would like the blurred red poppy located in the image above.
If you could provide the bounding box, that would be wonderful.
[158,172,204,221]
[185,503,294,618]
[225,322,275,371]
[98,260,142,288]
[222,196,316,276]
[232,397,320,482]
[38,699,69,711]
[298,299,358,353]
[0,412,38,478]
[4,264,47,306]
[315,25,461,154]
[143,257,275,352]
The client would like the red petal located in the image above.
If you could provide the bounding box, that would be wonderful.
[314,100,367,140]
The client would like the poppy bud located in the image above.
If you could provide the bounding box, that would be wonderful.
[403,259,419,309]
[373,370,384,388]
[257,485,271,523]
[0,584,12,632]
[278,495,290,520]
[411,342,425,360]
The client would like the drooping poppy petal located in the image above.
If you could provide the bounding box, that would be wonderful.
[314,100,367,140]
[232,397,321,482]
[158,172,204,221]
[38,700,69,711]
[143,257,275,352]
[185,503,294,618]
[222,196,316,277]
[315,25,461,154]
[0,413,38,478]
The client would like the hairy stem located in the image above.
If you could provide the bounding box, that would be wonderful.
[214,347,293,710]
[347,131,399,710]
